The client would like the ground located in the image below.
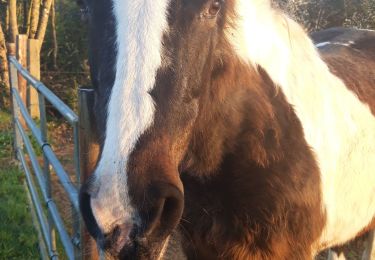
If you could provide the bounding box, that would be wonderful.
[0,107,78,259]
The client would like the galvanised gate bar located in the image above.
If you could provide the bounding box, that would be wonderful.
[9,54,80,259]
[8,39,99,259]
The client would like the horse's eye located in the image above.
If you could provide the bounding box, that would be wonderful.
[208,0,222,17]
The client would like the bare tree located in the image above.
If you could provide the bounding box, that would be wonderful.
[51,0,57,68]
[28,0,40,39]
[22,0,28,32]
[36,0,53,43]
[0,0,56,108]
[9,0,19,43]
[0,23,10,107]
[5,4,10,35]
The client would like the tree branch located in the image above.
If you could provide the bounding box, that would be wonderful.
[9,0,19,43]
[36,0,53,43]
[0,23,10,108]
[29,0,40,39]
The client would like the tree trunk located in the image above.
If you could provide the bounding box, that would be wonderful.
[9,0,19,43]
[51,0,58,69]
[23,0,28,33]
[36,0,53,44]
[6,4,10,36]
[0,23,10,108]
[29,0,41,39]
[26,0,32,36]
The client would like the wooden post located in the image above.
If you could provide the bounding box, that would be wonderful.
[78,87,100,260]
[16,35,27,127]
[7,43,16,57]
[27,39,40,118]
[8,51,22,160]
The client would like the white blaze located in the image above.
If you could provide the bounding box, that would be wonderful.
[90,0,171,233]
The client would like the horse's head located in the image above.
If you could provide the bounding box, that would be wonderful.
[80,0,240,258]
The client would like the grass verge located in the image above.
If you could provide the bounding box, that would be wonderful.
[0,109,39,259]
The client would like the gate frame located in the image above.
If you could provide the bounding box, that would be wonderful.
[8,34,99,260]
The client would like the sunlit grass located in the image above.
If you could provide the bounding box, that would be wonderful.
[0,109,39,259]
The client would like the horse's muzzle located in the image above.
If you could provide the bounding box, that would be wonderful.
[80,178,184,259]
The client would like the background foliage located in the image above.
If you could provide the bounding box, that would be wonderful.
[275,0,375,32]
[0,0,89,109]
[40,0,90,108]
[0,0,374,109]
[41,0,88,73]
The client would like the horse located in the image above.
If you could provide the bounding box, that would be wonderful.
[78,0,375,259]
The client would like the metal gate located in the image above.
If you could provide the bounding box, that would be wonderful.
[8,43,99,259]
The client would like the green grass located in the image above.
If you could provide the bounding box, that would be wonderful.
[0,109,40,259]
[0,111,13,158]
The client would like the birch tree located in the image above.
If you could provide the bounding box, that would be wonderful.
[8,0,19,42]
[28,0,40,38]
[0,0,57,108]
[0,23,9,107]
[51,0,57,69]
[36,0,53,42]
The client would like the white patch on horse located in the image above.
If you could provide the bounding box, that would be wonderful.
[358,28,375,32]
[315,41,354,48]
[315,42,331,48]
[227,0,375,252]
[90,0,171,233]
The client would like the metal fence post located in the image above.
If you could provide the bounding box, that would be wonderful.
[78,87,100,260]
[362,230,375,260]
[72,121,81,258]
[38,91,58,258]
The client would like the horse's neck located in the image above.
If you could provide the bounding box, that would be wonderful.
[227,0,329,101]
[186,58,294,177]
[186,2,331,177]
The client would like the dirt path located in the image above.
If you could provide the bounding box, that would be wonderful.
[48,122,77,230]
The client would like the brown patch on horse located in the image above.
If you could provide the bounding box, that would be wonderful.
[180,37,325,258]
[316,30,375,116]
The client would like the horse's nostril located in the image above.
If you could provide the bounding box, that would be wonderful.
[140,182,184,237]
[102,223,133,255]
[161,195,183,230]
[80,186,135,256]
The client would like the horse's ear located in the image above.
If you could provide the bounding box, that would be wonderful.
[76,0,89,22]
[76,0,85,9]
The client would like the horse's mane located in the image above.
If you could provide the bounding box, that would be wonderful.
[225,2,375,247]
[225,0,330,97]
